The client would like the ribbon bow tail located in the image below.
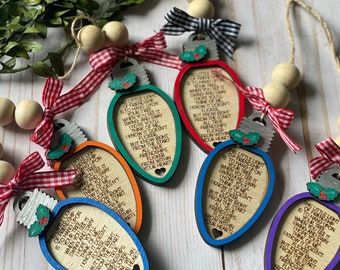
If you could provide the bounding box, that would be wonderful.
[30,78,63,149]
[310,138,340,179]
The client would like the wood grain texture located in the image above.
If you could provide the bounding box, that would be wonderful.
[0,0,339,269]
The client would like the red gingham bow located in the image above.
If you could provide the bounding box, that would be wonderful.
[234,83,300,152]
[309,138,340,179]
[31,69,108,149]
[89,31,182,72]
[0,152,77,226]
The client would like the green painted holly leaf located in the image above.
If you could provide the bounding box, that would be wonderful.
[28,221,44,237]
[229,129,245,144]
[36,204,50,219]
[179,51,194,62]
[109,72,137,91]
[47,133,72,160]
[307,182,323,198]
[194,44,207,57]
[244,132,261,146]
[180,44,208,63]
[324,188,338,201]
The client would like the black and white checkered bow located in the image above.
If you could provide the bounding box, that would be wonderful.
[161,7,241,59]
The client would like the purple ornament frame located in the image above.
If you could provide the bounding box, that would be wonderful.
[265,192,340,270]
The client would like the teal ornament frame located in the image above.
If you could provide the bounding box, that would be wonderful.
[107,84,182,185]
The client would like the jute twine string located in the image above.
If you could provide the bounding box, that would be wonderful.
[57,16,95,80]
[285,0,340,69]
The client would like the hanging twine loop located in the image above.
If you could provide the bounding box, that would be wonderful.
[57,16,96,80]
[285,0,340,69]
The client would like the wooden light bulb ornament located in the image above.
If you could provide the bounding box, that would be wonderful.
[106,38,183,185]
[0,97,43,130]
[0,151,149,270]
[265,134,340,269]
[194,71,300,247]
[264,1,340,268]
[162,0,244,153]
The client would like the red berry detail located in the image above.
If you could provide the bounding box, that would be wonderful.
[39,217,49,225]
[194,54,200,59]
[320,192,328,200]
[123,82,130,89]
[61,145,70,152]
[243,138,250,145]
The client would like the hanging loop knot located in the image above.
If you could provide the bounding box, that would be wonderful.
[44,109,56,122]
[197,18,211,33]
[161,7,241,59]
[89,32,182,72]
[0,152,77,226]
[309,138,340,179]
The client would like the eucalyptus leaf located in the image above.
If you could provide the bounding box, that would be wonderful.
[48,52,64,76]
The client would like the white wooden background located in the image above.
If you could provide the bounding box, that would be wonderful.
[0,0,339,269]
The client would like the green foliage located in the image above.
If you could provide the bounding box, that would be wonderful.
[0,0,144,77]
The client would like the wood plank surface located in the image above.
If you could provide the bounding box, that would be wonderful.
[0,0,339,269]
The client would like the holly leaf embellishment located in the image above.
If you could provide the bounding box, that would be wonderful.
[108,72,137,91]
[307,182,338,201]
[180,44,208,62]
[28,204,50,237]
[229,129,261,146]
[47,133,72,160]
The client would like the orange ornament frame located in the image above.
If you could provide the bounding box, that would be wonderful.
[54,140,143,233]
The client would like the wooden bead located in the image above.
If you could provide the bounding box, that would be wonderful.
[102,21,129,47]
[335,136,340,146]
[77,25,106,53]
[15,100,43,130]
[263,82,290,108]
[188,0,215,19]
[0,97,15,126]
[0,160,15,183]
[272,63,301,89]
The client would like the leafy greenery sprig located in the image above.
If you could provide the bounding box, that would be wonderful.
[0,0,144,77]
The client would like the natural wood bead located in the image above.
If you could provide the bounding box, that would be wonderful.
[77,25,106,54]
[335,136,340,146]
[0,97,15,126]
[272,63,301,89]
[188,0,215,19]
[0,160,15,183]
[102,21,129,47]
[263,82,290,108]
[15,100,43,130]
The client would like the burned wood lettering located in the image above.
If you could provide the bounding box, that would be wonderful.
[115,91,176,177]
[60,147,137,228]
[204,147,268,238]
[46,205,143,270]
[274,200,340,270]
[181,67,239,147]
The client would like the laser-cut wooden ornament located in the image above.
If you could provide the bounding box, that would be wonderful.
[195,113,276,247]
[51,119,143,233]
[107,59,182,185]
[13,193,149,270]
[174,34,245,153]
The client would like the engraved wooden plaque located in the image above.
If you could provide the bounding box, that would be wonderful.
[195,140,275,246]
[175,60,245,153]
[107,84,182,185]
[39,198,149,270]
[265,193,340,270]
[54,141,143,233]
